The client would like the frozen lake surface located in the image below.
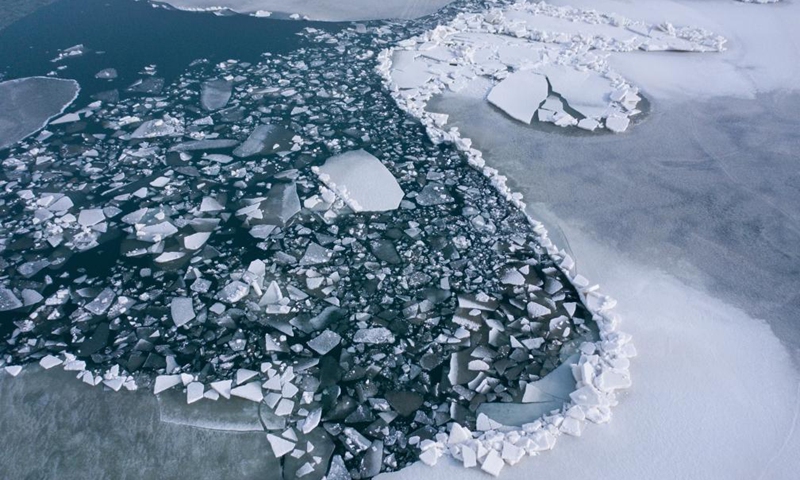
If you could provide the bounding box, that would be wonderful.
[1,0,799,478]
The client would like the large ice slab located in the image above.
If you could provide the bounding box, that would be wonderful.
[316,149,404,213]
[486,71,549,124]
[0,77,79,150]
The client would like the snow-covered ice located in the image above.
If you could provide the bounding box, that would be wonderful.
[316,149,405,213]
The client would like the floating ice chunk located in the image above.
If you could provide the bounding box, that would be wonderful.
[233,124,293,157]
[261,182,301,226]
[267,434,295,458]
[211,379,232,399]
[230,381,264,402]
[187,382,205,404]
[236,368,258,385]
[154,375,183,394]
[217,281,250,303]
[78,209,105,227]
[275,398,295,416]
[4,366,22,377]
[170,297,196,327]
[448,423,472,444]
[307,330,341,355]
[0,288,23,311]
[487,71,549,124]
[85,288,116,315]
[481,449,505,477]
[201,79,233,111]
[50,112,81,125]
[299,243,333,266]
[95,68,118,79]
[200,197,225,212]
[131,115,184,139]
[353,327,395,344]
[184,232,211,250]
[169,139,239,152]
[300,407,322,434]
[51,44,86,62]
[39,355,63,370]
[316,149,404,212]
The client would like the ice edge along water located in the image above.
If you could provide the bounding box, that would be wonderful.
[372,1,728,475]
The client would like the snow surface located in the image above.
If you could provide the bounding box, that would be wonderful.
[380,220,800,480]
[0,77,79,150]
[153,0,455,21]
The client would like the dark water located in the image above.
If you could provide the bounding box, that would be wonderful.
[0,0,342,102]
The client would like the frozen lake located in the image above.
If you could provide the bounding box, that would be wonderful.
[1,0,799,478]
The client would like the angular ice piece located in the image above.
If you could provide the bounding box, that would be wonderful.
[267,434,295,458]
[300,407,322,434]
[200,197,225,212]
[183,232,211,250]
[153,374,182,394]
[95,68,118,79]
[187,382,205,404]
[4,365,23,377]
[0,288,23,312]
[170,297,196,327]
[211,379,232,399]
[487,71,549,124]
[353,327,395,344]
[233,124,293,157]
[236,368,258,385]
[261,182,301,226]
[231,381,264,402]
[299,243,333,266]
[448,423,472,445]
[85,288,116,315]
[155,375,183,394]
[169,139,239,152]
[131,115,184,139]
[39,355,63,370]
[201,79,233,111]
[78,209,105,227]
[307,330,341,355]
[317,149,404,212]
[275,398,295,416]
[217,281,250,303]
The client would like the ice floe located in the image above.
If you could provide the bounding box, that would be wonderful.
[0,77,80,150]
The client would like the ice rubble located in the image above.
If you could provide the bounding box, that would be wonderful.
[382,1,725,133]
[0,5,635,479]
[151,0,456,21]
[0,77,80,150]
